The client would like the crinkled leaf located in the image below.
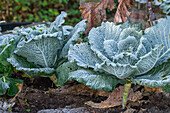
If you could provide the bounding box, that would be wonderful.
[89,22,122,61]
[0,44,13,67]
[0,34,15,76]
[103,40,118,59]
[62,25,73,36]
[69,69,124,91]
[68,43,102,69]
[0,77,23,96]
[135,44,164,75]
[118,36,138,52]
[133,59,170,89]
[56,62,78,85]
[60,19,87,58]
[48,11,67,33]
[101,62,138,79]
[143,16,170,65]
[15,36,60,68]
[7,55,55,77]
[112,52,138,65]
[160,0,170,14]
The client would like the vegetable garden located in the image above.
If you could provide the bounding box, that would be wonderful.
[0,0,170,113]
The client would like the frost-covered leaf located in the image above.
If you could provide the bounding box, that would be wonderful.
[160,0,170,14]
[7,55,55,77]
[135,44,164,75]
[56,62,78,85]
[48,11,67,33]
[69,69,124,91]
[15,36,60,67]
[60,20,87,58]
[68,43,102,69]
[101,62,138,79]
[143,16,170,65]
[0,34,16,76]
[89,22,122,61]
[132,59,170,89]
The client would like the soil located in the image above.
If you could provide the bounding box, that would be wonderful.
[3,72,170,113]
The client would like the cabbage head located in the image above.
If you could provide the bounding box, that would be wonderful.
[68,16,170,92]
[7,12,87,85]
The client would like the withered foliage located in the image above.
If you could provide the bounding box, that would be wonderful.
[79,0,116,33]
[114,0,131,24]
[85,86,143,108]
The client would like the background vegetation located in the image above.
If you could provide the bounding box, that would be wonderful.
[0,0,81,25]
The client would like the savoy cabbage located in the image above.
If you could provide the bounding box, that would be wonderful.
[68,16,170,92]
[7,12,87,85]
[0,34,23,96]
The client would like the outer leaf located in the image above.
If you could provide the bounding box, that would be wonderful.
[7,55,55,77]
[68,43,102,69]
[132,59,170,90]
[160,0,170,14]
[0,34,15,76]
[135,44,164,75]
[60,19,87,58]
[143,16,170,65]
[100,62,138,79]
[48,11,67,33]
[0,77,23,96]
[56,62,78,85]
[15,36,60,67]
[69,69,124,91]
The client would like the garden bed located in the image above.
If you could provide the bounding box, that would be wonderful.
[8,73,170,113]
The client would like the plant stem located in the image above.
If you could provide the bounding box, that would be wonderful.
[49,74,58,85]
[122,82,132,109]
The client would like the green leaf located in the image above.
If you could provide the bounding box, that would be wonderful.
[132,59,170,89]
[162,84,170,93]
[0,77,23,96]
[143,16,170,65]
[68,43,102,69]
[56,62,78,85]
[15,36,60,68]
[135,44,164,75]
[7,55,55,77]
[69,69,125,91]
[60,19,87,58]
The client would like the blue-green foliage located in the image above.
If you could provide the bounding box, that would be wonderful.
[68,16,170,92]
[7,12,87,86]
[0,34,23,96]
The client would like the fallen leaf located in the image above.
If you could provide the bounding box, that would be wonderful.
[114,0,131,24]
[144,86,163,93]
[79,0,116,33]
[85,85,143,108]
[49,83,111,97]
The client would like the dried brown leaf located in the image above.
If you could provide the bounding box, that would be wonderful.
[57,84,111,97]
[114,0,131,24]
[85,86,143,108]
[79,0,116,33]
[144,86,163,93]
